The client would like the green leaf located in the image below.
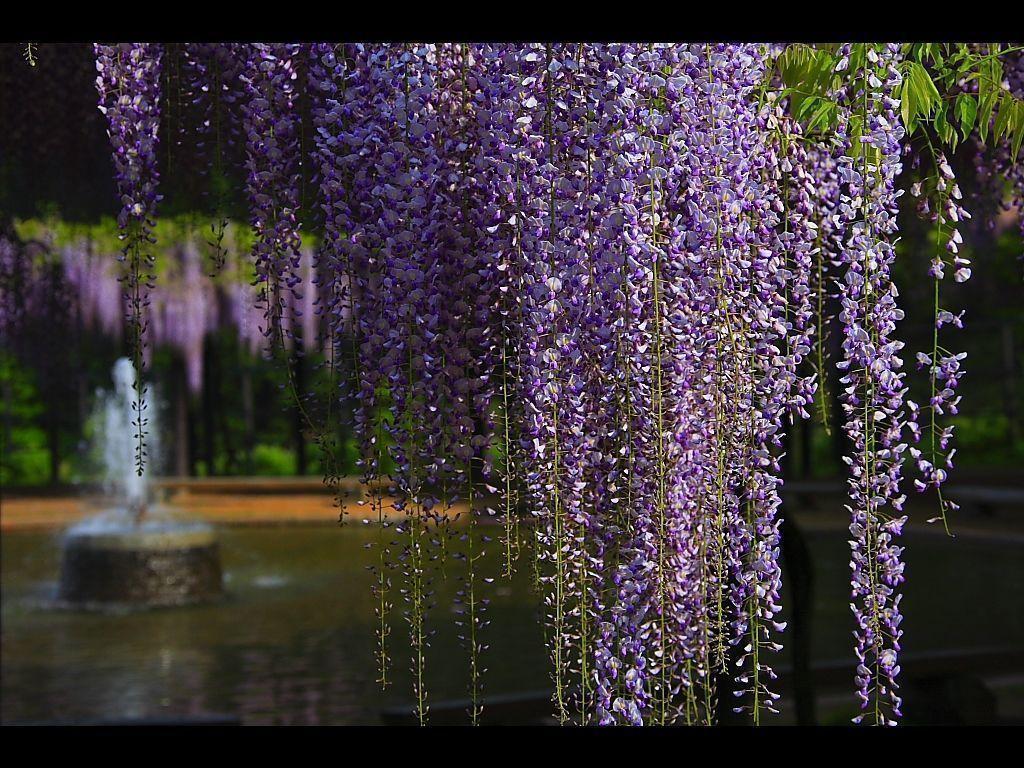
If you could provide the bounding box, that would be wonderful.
[934,105,955,147]
[1008,99,1024,162]
[993,96,1013,144]
[921,68,941,106]
[955,94,977,136]
[901,76,916,133]
[848,112,865,159]
[977,56,1002,144]
[807,99,836,133]
[795,94,820,122]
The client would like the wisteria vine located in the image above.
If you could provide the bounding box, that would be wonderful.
[77,40,1024,726]
[93,42,163,476]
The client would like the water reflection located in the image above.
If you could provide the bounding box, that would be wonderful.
[2,525,549,724]
[2,522,1021,724]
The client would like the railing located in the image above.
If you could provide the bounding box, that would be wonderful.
[379,645,1024,726]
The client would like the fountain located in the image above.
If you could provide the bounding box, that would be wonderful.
[58,358,223,608]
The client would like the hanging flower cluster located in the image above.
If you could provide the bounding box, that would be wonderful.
[307,44,351,381]
[183,42,246,272]
[239,43,304,353]
[84,40,1024,728]
[833,44,909,725]
[907,148,972,529]
[93,42,163,474]
[310,42,814,725]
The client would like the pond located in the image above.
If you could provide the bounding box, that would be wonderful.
[2,520,1022,724]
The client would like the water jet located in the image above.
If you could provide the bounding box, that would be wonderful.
[57,358,223,608]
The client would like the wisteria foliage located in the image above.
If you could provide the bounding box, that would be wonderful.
[76,41,1024,727]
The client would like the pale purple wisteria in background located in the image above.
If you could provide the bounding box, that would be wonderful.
[1,236,33,337]
[3,232,322,393]
[63,243,124,339]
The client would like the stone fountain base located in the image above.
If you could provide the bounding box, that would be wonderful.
[58,520,223,608]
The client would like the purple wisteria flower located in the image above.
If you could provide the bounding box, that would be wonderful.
[239,43,304,353]
[72,40,995,729]
[833,43,909,726]
[183,42,245,272]
[94,42,163,474]
[905,146,972,529]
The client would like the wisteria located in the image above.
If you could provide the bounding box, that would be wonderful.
[239,43,304,353]
[183,42,245,272]
[1,233,32,337]
[93,42,163,475]
[907,149,972,529]
[58,40,1024,726]
[834,43,909,725]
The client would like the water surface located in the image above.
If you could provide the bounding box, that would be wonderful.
[2,521,1021,724]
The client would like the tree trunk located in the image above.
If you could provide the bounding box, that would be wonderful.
[241,365,254,474]
[174,357,190,478]
[201,338,217,476]
[1003,323,1020,445]
[47,414,60,485]
[292,346,307,476]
